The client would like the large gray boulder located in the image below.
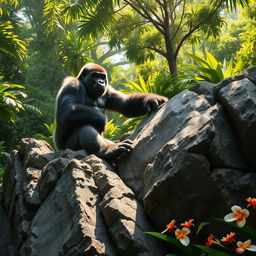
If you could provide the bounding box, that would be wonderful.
[1,66,256,255]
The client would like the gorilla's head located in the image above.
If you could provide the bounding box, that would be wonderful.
[77,63,108,99]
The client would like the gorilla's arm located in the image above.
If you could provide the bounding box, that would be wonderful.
[57,82,106,132]
[105,86,168,117]
[76,125,133,163]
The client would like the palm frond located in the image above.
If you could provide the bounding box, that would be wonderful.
[43,0,63,35]
[0,21,27,60]
[61,0,101,23]
[78,0,118,39]
[23,104,42,116]
[225,0,250,10]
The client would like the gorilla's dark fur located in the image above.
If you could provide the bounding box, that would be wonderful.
[54,63,168,163]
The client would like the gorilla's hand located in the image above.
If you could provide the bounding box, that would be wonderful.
[103,139,133,163]
[144,94,168,113]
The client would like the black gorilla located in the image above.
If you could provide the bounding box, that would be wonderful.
[54,63,168,163]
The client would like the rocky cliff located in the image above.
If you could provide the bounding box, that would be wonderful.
[1,66,256,256]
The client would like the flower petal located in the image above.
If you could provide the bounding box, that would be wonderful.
[236,218,246,228]
[242,209,250,218]
[248,245,256,252]
[231,205,241,212]
[236,241,243,246]
[175,229,181,237]
[183,227,191,235]
[224,213,237,222]
[180,236,190,246]
[235,247,245,254]
[244,239,251,246]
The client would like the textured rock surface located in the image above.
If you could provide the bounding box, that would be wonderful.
[118,89,245,198]
[1,139,166,256]
[1,66,256,255]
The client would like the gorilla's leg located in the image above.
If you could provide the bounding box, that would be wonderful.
[73,125,133,163]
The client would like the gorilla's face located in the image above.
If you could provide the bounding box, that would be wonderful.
[84,71,108,99]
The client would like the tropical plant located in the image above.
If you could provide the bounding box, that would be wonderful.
[0,0,19,15]
[104,119,120,141]
[146,197,256,256]
[123,70,191,98]
[0,82,41,123]
[0,0,27,60]
[35,121,56,148]
[186,52,243,83]
[59,31,95,75]
[236,1,256,69]
[0,21,27,60]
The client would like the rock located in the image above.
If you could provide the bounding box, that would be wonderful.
[56,148,88,160]
[189,81,215,105]
[89,156,167,256]
[118,90,245,198]
[240,66,256,84]
[39,158,69,201]
[210,168,256,206]
[143,150,227,229]
[0,201,17,256]
[2,142,167,255]
[23,167,42,210]
[21,159,117,256]
[3,150,33,246]
[19,138,56,170]
[215,78,256,168]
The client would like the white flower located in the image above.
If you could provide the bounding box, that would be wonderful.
[224,205,249,227]
[175,228,190,246]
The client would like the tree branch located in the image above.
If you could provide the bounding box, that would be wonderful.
[147,46,167,57]
[124,0,165,34]
[171,0,186,40]
[174,0,223,58]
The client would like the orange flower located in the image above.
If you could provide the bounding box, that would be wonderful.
[206,234,215,247]
[224,205,249,227]
[246,197,256,208]
[221,232,236,243]
[181,219,195,228]
[161,219,177,233]
[175,228,190,246]
[235,239,256,254]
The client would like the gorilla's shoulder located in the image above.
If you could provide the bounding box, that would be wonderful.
[62,76,80,88]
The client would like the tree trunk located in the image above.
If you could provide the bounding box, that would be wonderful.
[164,34,178,76]
[166,55,178,76]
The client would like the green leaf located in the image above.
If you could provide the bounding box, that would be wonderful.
[215,64,224,81]
[215,218,256,240]
[197,222,211,235]
[145,232,201,256]
[0,21,27,59]
[187,64,221,83]
[0,83,25,92]
[123,80,144,93]
[195,245,230,256]
[23,104,42,116]
[187,53,211,68]
[225,0,250,10]
[138,74,148,93]
[206,52,219,69]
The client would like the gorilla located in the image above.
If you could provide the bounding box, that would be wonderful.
[54,63,168,163]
